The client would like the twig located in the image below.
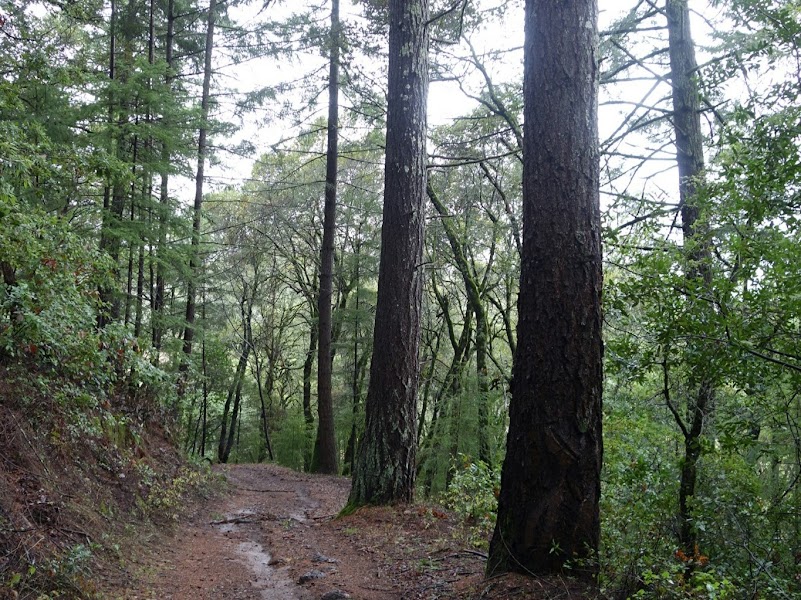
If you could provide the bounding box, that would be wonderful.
[233,486,294,493]
[210,516,255,525]
[451,549,488,560]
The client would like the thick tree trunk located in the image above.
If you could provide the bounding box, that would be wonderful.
[348,0,428,507]
[666,0,714,558]
[312,0,341,475]
[488,0,602,579]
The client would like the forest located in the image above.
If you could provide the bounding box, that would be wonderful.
[1,0,800,597]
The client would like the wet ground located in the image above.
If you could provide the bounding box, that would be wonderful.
[109,463,594,600]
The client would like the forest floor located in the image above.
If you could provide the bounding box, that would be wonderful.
[103,463,596,600]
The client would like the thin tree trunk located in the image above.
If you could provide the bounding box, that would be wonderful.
[343,234,362,476]
[417,328,442,446]
[219,284,253,463]
[427,182,491,465]
[312,0,341,475]
[201,330,208,457]
[178,0,217,396]
[666,0,714,560]
[255,352,275,461]
[152,0,175,361]
[97,0,119,329]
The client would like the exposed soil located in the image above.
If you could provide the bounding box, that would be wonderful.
[107,464,596,600]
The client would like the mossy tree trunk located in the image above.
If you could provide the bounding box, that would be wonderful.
[348,0,428,507]
[488,0,603,579]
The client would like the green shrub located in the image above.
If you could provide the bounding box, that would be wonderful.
[441,455,499,546]
[0,195,113,382]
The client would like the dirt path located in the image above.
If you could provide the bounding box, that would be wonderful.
[118,464,353,599]
[111,463,591,600]
[114,464,463,599]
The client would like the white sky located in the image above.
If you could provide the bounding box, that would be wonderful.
[191,0,724,214]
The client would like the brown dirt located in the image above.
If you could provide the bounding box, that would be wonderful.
[107,463,597,600]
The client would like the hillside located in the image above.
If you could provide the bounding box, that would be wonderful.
[0,362,216,599]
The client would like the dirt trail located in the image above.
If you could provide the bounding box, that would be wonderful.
[119,464,358,599]
[112,463,589,600]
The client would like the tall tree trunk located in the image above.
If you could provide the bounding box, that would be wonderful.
[343,234,363,476]
[97,0,120,329]
[312,0,341,475]
[178,0,217,396]
[666,0,714,559]
[201,322,208,457]
[488,0,602,579]
[123,152,139,327]
[152,0,175,360]
[348,0,429,507]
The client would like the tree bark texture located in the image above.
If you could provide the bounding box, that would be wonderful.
[488,0,603,578]
[312,0,341,475]
[348,0,428,506]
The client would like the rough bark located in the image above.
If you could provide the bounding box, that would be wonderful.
[312,0,341,475]
[488,0,603,579]
[348,0,428,507]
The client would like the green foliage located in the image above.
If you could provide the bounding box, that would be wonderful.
[0,196,111,376]
[601,402,681,595]
[631,566,736,600]
[271,411,312,472]
[440,455,499,546]
[141,464,214,520]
